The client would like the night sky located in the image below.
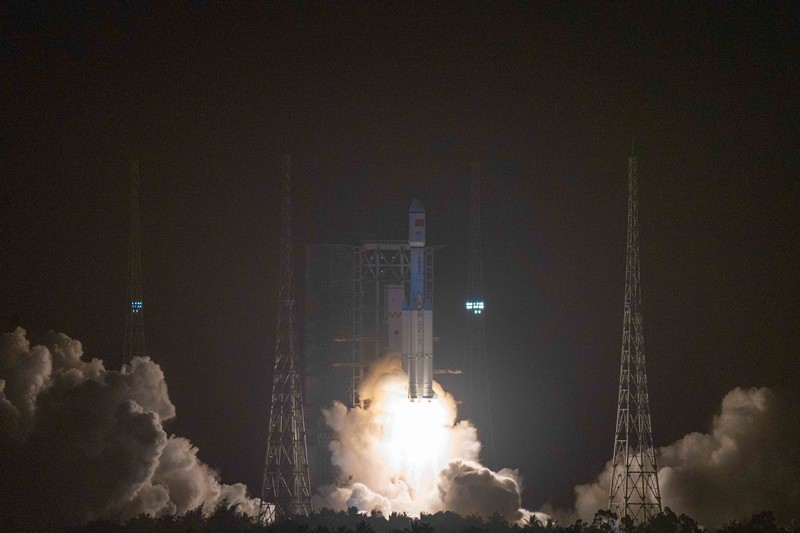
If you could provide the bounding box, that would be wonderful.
[2,3,798,511]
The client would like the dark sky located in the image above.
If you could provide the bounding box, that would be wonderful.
[2,3,798,510]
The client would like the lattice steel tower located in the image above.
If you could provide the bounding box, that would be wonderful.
[260,155,312,522]
[123,158,145,366]
[464,161,497,467]
[608,149,662,523]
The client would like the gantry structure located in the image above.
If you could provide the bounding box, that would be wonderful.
[123,158,145,366]
[349,241,436,408]
[608,149,662,523]
[260,155,312,521]
[463,162,496,467]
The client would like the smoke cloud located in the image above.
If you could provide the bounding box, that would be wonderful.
[0,328,259,530]
[313,354,536,524]
[565,386,800,527]
[439,460,525,521]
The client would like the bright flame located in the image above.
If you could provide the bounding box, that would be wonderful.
[378,381,451,488]
[316,355,533,523]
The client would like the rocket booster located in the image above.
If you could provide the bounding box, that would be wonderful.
[402,199,436,400]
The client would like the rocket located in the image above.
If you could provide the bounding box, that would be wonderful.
[402,199,436,400]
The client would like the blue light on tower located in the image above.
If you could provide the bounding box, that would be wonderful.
[465,301,484,314]
[131,301,143,313]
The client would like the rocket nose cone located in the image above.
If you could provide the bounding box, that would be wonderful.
[409,199,425,213]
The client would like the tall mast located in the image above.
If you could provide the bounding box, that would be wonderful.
[260,154,312,522]
[123,159,145,366]
[464,161,496,467]
[609,147,662,523]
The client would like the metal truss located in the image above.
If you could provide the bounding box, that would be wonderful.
[260,155,312,522]
[609,152,662,524]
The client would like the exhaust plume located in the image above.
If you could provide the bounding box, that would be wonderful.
[0,328,259,530]
[313,354,538,524]
[564,386,800,527]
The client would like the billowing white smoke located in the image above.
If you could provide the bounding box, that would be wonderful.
[313,354,546,525]
[0,328,259,529]
[564,387,800,527]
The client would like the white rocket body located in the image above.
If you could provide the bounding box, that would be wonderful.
[403,199,436,400]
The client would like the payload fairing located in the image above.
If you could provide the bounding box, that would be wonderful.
[402,200,436,400]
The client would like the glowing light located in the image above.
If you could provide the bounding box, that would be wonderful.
[378,381,451,488]
[465,301,484,314]
[131,301,143,313]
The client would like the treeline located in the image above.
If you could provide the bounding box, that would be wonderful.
[66,505,798,533]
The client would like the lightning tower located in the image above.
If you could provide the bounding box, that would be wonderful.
[608,148,662,523]
[260,155,312,522]
[464,162,497,467]
[123,159,145,366]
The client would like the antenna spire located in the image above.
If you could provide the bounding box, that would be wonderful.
[123,158,145,366]
[260,154,313,522]
[608,151,662,523]
[463,161,497,467]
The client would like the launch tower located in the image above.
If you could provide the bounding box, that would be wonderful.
[260,155,313,521]
[464,162,496,467]
[608,149,662,523]
[123,159,145,366]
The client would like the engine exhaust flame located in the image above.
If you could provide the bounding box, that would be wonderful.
[379,381,451,488]
[314,354,538,524]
